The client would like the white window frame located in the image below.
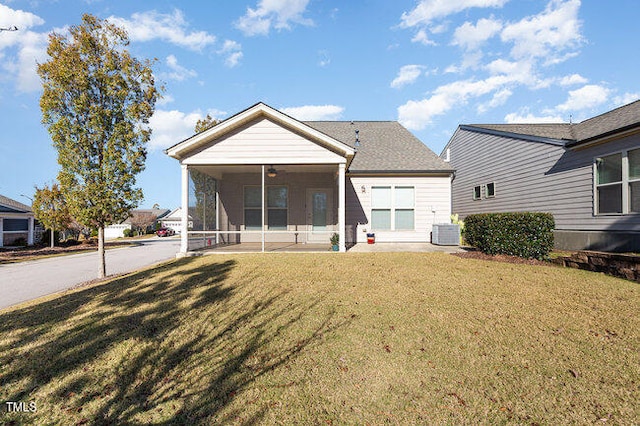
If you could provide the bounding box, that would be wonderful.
[485,182,496,198]
[370,186,415,231]
[594,148,640,215]
[473,185,482,200]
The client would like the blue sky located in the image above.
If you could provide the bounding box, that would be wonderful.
[1,0,638,210]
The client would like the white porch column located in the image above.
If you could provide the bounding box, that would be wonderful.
[261,164,265,252]
[0,218,4,247]
[338,163,346,252]
[180,164,189,254]
[27,217,34,245]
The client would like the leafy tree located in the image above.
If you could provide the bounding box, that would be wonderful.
[38,14,160,278]
[32,183,71,248]
[191,115,218,231]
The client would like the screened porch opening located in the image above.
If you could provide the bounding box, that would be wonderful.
[185,164,343,252]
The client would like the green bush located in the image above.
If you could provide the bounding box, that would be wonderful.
[464,212,555,260]
[123,228,133,238]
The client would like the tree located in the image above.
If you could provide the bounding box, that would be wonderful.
[38,14,160,278]
[191,115,218,231]
[32,183,71,248]
[128,211,156,235]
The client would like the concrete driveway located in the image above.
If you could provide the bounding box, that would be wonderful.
[0,237,180,310]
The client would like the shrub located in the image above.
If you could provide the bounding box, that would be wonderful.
[123,228,133,238]
[464,212,555,260]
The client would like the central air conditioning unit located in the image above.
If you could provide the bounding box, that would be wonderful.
[431,224,460,246]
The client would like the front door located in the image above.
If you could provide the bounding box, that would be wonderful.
[306,188,333,243]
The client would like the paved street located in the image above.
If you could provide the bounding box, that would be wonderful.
[0,237,180,310]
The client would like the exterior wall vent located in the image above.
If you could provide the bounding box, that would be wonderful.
[431,224,460,246]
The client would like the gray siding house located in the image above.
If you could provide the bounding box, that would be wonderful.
[166,102,453,253]
[0,194,35,247]
[443,100,640,251]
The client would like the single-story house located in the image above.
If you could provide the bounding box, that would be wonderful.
[166,102,453,253]
[0,194,35,247]
[442,99,640,251]
[160,207,193,233]
[104,208,171,239]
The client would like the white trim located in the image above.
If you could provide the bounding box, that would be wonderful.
[261,165,265,252]
[0,218,3,247]
[338,163,346,252]
[180,164,189,253]
[166,103,355,161]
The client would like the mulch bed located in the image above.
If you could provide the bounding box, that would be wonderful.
[451,250,555,266]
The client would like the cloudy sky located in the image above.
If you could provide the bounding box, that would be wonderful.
[1,0,638,209]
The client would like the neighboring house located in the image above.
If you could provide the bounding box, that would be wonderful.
[166,102,453,253]
[442,100,640,252]
[161,207,193,233]
[104,208,171,239]
[0,194,35,247]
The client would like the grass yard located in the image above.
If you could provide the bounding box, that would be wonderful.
[0,253,638,424]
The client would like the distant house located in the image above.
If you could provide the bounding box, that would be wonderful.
[442,100,640,252]
[104,208,171,239]
[160,207,193,233]
[166,102,453,253]
[0,195,35,247]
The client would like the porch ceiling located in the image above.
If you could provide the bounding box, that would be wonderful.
[190,164,338,179]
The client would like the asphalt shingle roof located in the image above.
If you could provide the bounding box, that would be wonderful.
[466,100,640,146]
[0,194,32,213]
[304,121,453,173]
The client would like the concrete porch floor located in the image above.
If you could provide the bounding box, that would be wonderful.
[189,241,463,254]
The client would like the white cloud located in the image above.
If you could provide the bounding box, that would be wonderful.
[452,17,502,50]
[477,88,512,113]
[0,4,49,93]
[156,94,175,106]
[504,111,565,123]
[149,108,227,150]
[391,65,426,89]
[108,10,216,51]
[400,0,509,28]
[280,105,344,120]
[555,84,610,112]
[614,93,640,106]
[500,0,582,63]
[317,50,330,67]
[411,29,437,46]
[559,73,587,86]
[218,40,243,68]
[162,55,197,81]
[236,0,313,37]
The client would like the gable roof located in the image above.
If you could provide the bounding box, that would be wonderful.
[306,121,453,173]
[166,102,355,161]
[0,194,32,213]
[457,99,640,149]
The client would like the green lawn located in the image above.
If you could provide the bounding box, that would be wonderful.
[1,253,638,424]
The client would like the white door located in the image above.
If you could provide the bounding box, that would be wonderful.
[306,189,333,243]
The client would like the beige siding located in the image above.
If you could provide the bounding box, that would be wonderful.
[448,129,640,232]
[218,171,338,243]
[184,117,346,165]
[347,176,452,243]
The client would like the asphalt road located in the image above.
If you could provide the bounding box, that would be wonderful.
[0,237,180,310]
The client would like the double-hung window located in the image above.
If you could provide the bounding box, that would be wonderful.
[371,186,414,230]
[595,148,640,215]
[244,186,288,230]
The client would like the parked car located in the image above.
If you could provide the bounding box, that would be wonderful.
[156,228,175,237]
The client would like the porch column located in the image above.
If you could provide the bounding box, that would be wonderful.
[0,218,3,247]
[261,164,265,252]
[27,217,34,246]
[180,164,189,254]
[338,163,346,252]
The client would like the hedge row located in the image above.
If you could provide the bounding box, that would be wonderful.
[464,212,555,259]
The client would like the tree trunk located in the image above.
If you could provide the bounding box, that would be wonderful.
[50,228,55,248]
[98,226,106,279]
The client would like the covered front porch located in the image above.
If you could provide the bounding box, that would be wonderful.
[179,163,348,254]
